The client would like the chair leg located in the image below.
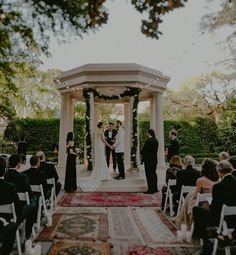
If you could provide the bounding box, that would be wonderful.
[16,229,22,255]
[225,246,231,255]
[212,238,218,255]
[36,197,42,230]
[169,192,174,217]
[163,187,169,213]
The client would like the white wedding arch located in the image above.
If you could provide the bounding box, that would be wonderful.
[55,63,170,182]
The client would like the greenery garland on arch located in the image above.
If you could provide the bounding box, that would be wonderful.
[83,89,93,170]
[83,87,141,170]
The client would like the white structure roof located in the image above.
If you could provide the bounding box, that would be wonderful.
[55,63,170,102]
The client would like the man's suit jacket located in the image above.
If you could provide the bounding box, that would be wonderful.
[5,168,34,201]
[176,166,200,192]
[167,137,180,161]
[113,127,125,153]
[23,168,50,198]
[141,137,159,166]
[209,174,236,226]
[0,179,21,216]
[104,129,117,146]
[39,161,59,182]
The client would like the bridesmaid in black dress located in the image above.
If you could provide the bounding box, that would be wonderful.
[64,132,79,193]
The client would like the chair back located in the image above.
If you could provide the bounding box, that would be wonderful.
[195,193,212,206]
[17,192,30,204]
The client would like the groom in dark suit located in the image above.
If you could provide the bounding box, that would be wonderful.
[104,122,117,172]
[141,129,159,194]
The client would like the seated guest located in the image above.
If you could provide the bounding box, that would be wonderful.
[173,155,200,214]
[219,151,229,161]
[192,160,236,254]
[23,156,50,199]
[36,151,61,196]
[229,155,236,177]
[161,155,183,210]
[5,154,37,239]
[6,154,35,204]
[176,159,219,229]
[18,154,27,172]
[0,218,17,255]
[0,157,34,240]
[0,157,20,213]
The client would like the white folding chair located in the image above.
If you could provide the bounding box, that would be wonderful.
[17,191,37,238]
[0,203,22,255]
[47,178,57,213]
[212,204,236,255]
[177,185,196,217]
[189,192,213,244]
[31,184,53,230]
[163,179,177,216]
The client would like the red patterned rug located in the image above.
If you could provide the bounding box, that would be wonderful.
[58,192,161,207]
[128,246,197,255]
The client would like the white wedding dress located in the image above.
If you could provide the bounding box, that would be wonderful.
[79,130,111,192]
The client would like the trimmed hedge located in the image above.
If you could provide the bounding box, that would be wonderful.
[3,116,234,160]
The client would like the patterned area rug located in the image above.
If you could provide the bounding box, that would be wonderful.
[58,192,161,207]
[36,213,108,241]
[48,241,110,255]
[108,208,141,241]
[130,208,183,245]
[128,245,196,255]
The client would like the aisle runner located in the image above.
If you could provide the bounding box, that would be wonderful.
[108,208,141,241]
[37,213,108,241]
[130,208,181,246]
[48,241,110,255]
[58,192,161,207]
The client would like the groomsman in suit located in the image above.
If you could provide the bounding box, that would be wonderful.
[141,129,159,194]
[113,120,125,180]
[167,130,180,162]
[192,160,236,254]
[104,122,117,172]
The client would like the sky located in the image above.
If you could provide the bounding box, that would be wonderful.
[41,0,225,90]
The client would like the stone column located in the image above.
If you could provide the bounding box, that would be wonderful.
[155,93,165,166]
[124,102,131,170]
[57,93,70,184]
[67,99,75,132]
[150,98,156,130]
[89,92,95,169]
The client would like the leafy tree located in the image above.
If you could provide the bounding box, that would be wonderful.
[200,0,236,69]
[164,71,236,123]
[10,66,61,118]
[0,0,189,118]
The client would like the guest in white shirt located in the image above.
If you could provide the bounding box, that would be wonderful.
[113,120,125,180]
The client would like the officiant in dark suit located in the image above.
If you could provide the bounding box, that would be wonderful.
[104,122,117,172]
[141,129,159,194]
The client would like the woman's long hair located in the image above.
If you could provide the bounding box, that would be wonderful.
[201,159,219,182]
[66,132,74,145]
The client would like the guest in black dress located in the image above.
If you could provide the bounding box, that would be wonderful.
[64,132,79,193]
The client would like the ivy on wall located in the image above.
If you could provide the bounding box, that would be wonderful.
[83,87,141,169]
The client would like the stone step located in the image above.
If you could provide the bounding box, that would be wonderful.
[96,184,147,192]
[101,178,147,185]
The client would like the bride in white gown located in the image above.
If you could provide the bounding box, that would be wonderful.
[79,122,112,192]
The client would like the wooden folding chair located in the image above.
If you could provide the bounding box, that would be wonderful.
[0,203,22,255]
[177,185,195,217]
[212,204,236,255]
[163,179,177,216]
